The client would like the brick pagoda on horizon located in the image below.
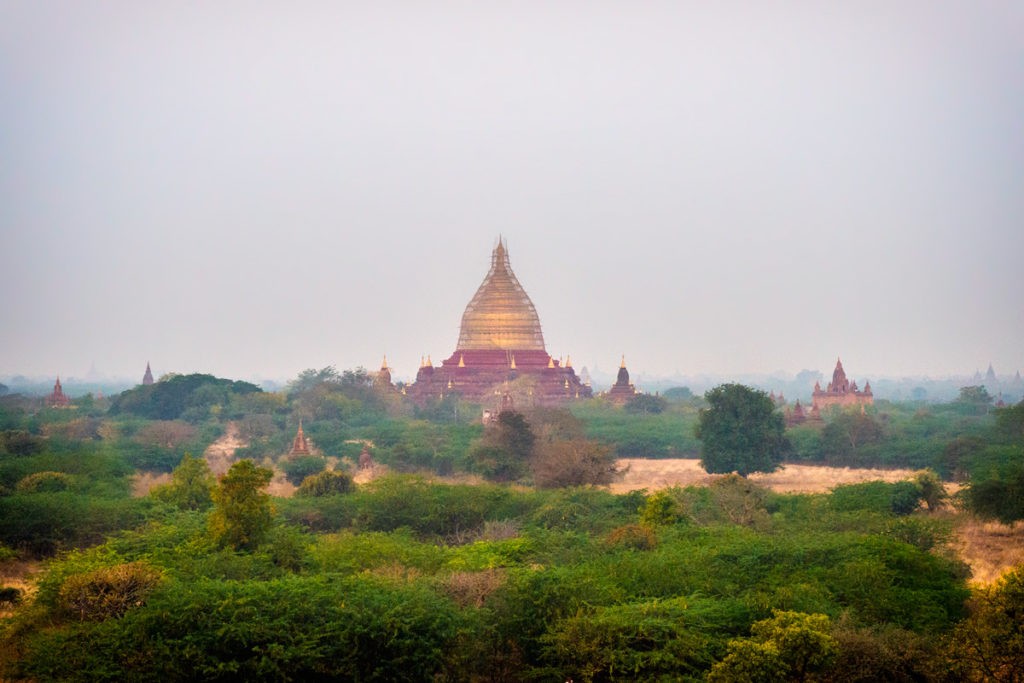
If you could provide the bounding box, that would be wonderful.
[812,357,873,411]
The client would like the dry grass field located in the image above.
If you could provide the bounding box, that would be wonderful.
[610,458,921,494]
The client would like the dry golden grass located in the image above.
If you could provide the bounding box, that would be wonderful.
[950,516,1024,585]
[609,458,920,494]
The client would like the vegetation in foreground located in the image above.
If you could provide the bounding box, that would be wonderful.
[0,370,1021,681]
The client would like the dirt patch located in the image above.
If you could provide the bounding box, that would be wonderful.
[267,469,297,498]
[203,422,248,476]
[0,559,41,618]
[610,459,920,495]
[131,471,172,497]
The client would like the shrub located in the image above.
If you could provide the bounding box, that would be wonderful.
[0,430,44,456]
[296,469,354,497]
[16,471,72,493]
[57,561,163,621]
[531,438,618,488]
[439,568,507,607]
[639,490,681,527]
[604,523,657,551]
[281,455,327,486]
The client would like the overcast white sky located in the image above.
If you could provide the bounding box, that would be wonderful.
[2,2,1021,383]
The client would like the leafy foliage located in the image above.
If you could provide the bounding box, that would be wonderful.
[109,373,261,421]
[469,411,535,482]
[947,565,1024,682]
[208,460,274,550]
[280,455,326,485]
[624,393,668,415]
[295,469,354,497]
[696,384,791,476]
[709,611,837,683]
[150,452,215,511]
[962,459,1024,523]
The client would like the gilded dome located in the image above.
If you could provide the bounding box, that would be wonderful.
[456,241,546,351]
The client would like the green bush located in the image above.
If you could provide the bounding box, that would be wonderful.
[280,455,327,486]
[296,469,354,497]
[16,471,72,493]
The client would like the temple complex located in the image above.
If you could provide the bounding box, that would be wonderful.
[605,356,637,405]
[785,398,822,426]
[289,420,311,456]
[407,240,591,406]
[811,358,873,411]
[47,377,71,408]
[142,362,154,386]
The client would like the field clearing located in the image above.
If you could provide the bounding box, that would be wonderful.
[610,458,920,494]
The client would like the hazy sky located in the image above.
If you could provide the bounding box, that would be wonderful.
[2,2,1022,384]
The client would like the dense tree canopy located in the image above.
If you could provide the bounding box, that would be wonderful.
[696,384,791,476]
[109,374,261,421]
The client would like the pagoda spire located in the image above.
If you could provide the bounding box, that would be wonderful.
[143,362,154,385]
[290,418,311,455]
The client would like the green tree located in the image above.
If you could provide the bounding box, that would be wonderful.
[947,566,1024,682]
[709,611,837,683]
[281,455,327,485]
[469,411,536,482]
[912,469,948,511]
[820,412,883,461]
[150,452,215,511]
[962,461,1024,523]
[624,393,668,415]
[0,429,44,456]
[994,400,1024,443]
[296,469,354,496]
[662,386,694,401]
[695,384,791,476]
[208,460,274,550]
[956,385,994,415]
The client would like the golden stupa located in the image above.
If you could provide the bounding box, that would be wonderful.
[456,240,546,351]
[407,239,592,406]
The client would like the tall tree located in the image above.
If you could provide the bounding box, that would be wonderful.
[151,452,215,511]
[208,460,274,550]
[695,384,790,476]
[469,411,536,482]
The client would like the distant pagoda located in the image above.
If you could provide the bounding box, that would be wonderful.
[812,358,873,410]
[47,377,71,408]
[290,419,311,456]
[606,355,637,405]
[142,362,155,385]
[408,239,591,406]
